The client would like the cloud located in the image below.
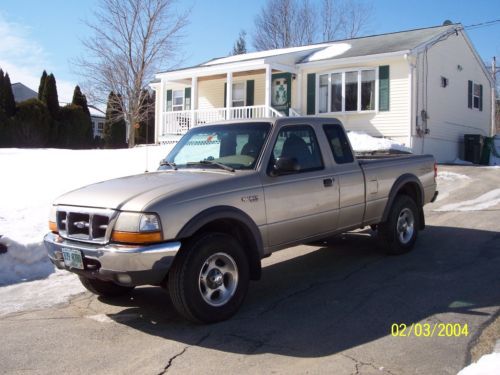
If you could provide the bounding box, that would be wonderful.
[0,14,75,103]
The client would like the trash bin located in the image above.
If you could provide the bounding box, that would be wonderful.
[480,137,494,165]
[464,134,484,164]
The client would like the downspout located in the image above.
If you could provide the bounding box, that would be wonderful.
[405,53,417,150]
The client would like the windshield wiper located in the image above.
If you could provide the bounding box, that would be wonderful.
[159,160,178,170]
[187,160,235,172]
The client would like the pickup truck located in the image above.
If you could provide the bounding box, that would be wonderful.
[45,117,438,323]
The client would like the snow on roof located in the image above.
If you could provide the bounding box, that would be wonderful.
[302,43,352,63]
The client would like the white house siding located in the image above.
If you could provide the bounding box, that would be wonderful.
[411,31,492,162]
[299,57,411,147]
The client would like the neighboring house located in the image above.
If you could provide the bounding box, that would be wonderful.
[88,105,106,139]
[11,83,38,102]
[151,24,493,162]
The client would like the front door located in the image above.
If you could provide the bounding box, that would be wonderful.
[271,73,291,116]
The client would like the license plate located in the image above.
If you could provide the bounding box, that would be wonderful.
[61,248,84,270]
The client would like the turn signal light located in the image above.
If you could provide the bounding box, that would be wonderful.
[111,230,163,244]
[49,221,58,233]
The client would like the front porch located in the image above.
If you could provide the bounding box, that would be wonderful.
[153,62,301,143]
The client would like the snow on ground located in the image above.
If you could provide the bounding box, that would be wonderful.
[437,171,471,182]
[0,145,174,288]
[347,131,411,153]
[435,188,500,212]
[458,353,500,375]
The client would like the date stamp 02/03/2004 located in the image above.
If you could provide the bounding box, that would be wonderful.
[391,323,469,338]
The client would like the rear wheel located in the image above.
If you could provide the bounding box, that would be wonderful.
[168,233,249,323]
[378,195,419,255]
[79,276,135,297]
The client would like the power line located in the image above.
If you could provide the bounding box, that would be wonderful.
[464,19,500,31]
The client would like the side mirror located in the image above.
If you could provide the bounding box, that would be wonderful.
[272,157,300,175]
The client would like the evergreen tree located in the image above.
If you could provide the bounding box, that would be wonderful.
[232,30,247,55]
[57,104,93,149]
[71,85,90,116]
[0,69,4,113]
[42,73,59,118]
[11,99,51,147]
[38,70,47,100]
[3,73,16,117]
[103,91,126,148]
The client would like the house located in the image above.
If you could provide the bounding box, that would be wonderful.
[151,24,494,162]
[88,105,106,139]
[11,83,38,102]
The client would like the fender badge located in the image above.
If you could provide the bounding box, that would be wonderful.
[241,195,259,203]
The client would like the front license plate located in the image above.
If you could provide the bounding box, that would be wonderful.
[61,248,84,270]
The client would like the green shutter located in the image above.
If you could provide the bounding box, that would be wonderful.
[246,80,254,106]
[184,87,191,110]
[306,73,316,115]
[468,80,473,109]
[479,84,483,111]
[166,89,172,112]
[379,66,390,111]
[224,83,227,107]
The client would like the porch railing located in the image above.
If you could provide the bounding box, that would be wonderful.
[161,105,283,136]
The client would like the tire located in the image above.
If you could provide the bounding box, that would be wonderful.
[79,276,135,297]
[378,194,419,255]
[168,232,250,323]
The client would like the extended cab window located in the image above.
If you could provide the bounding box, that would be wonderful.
[323,124,354,164]
[269,125,323,174]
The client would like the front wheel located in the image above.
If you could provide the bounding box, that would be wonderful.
[79,276,135,297]
[378,195,419,255]
[168,233,249,323]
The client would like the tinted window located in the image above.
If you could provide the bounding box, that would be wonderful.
[323,125,354,164]
[269,125,323,174]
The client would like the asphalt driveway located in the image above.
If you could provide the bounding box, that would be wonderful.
[0,165,499,374]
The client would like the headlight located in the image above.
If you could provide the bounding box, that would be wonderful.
[48,205,58,233]
[112,212,163,244]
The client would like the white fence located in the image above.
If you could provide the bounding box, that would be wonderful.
[161,105,283,137]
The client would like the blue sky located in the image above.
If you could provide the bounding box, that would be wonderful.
[1,0,499,102]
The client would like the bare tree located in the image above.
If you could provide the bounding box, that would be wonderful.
[253,0,372,51]
[77,0,189,147]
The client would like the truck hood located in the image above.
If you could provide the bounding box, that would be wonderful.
[54,170,235,211]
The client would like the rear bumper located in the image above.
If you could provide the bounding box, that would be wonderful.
[44,232,181,286]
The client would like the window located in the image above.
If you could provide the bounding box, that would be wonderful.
[269,125,323,174]
[232,82,245,107]
[473,83,480,109]
[97,122,104,131]
[361,70,375,110]
[323,124,354,164]
[331,73,342,112]
[317,69,376,113]
[319,74,329,113]
[172,90,184,111]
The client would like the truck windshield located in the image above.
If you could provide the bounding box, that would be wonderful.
[162,122,271,170]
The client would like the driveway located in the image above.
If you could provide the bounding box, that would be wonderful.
[0,165,499,374]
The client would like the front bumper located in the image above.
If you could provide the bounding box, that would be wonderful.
[44,232,181,286]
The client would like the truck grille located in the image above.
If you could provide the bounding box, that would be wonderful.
[56,206,116,244]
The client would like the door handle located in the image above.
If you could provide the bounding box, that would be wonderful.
[323,178,334,187]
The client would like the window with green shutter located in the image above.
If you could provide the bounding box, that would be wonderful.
[166,89,173,112]
[378,65,390,111]
[307,73,316,115]
[246,80,254,106]
[184,87,191,110]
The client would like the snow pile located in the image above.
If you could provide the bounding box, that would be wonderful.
[437,171,471,182]
[347,131,411,153]
[451,158,475,166]
[458,353,500,375]
[0,270,85,316]
[489,135,500,166]
[435,188,500,212]
[0,145,174,286]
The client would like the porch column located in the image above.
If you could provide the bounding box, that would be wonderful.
[158,78,165,141]
[191,76,198,127]
[265,65,272,117]
[296,72,302,115]
[226,72,233,120]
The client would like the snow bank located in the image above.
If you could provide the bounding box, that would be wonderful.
[347,132,410,153]
[437,171,471,182]
[435,188,500,212]
[458,353,500,375]
[0,145,174,286]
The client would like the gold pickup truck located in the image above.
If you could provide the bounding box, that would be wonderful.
[44,117,438,323]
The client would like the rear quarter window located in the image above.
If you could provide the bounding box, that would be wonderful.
[323,124,354,164]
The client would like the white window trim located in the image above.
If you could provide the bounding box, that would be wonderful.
[472,82,481,110]
[172,89,185,111]
[315,67,378,115]
[230,80,247,108]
